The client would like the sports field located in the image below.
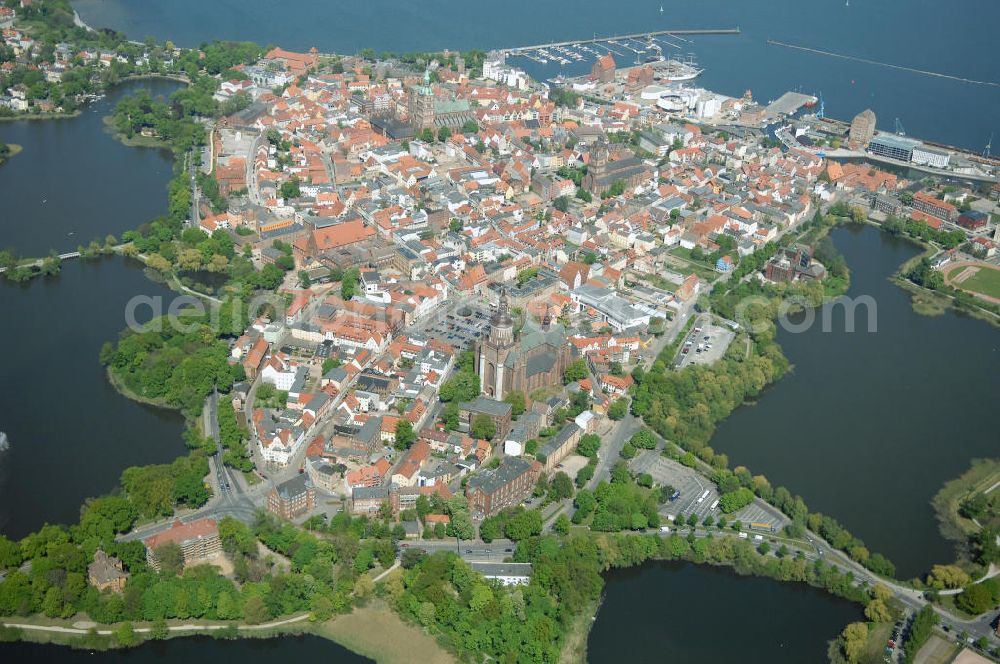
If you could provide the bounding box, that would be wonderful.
[943,262,1000,302]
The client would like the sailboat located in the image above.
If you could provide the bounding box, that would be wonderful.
[660,5,664,12]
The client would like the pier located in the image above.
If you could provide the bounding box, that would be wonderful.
[503,28,740,55]
[767,40,1000,88]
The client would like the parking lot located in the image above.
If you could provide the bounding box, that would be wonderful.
[418,304,490,349]
[630,452,719,521]
[630,451,781,529]
[675,319,735,369]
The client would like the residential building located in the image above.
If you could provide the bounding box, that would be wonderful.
[351,484,390,514]
[466,456,539,517]
[267,475,317,519]
[88,549,129,592]
[143,519,221,571]
[912,191,957,222]
[536,423,582,472]
[458,396,514,441]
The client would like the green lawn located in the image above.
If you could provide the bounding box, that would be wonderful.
[959,266,1000,300]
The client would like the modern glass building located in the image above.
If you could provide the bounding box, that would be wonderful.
[867,134,919,161]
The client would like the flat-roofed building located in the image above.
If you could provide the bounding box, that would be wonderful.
[868,134,918,162]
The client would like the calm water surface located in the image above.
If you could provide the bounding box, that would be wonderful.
[72,0,1000,150]
[712,225,1000,579]
[0,80,189,539]
[0,634,371,663]
[589,561,862,663]
[0,79,179,256]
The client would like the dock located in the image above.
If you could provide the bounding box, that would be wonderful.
[504,28,740,55]
[763,91,818,120]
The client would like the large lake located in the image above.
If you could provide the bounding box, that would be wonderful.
[72,0,1000,150]
[0,79,189,539]
[712,225,1000,580]
[589,560,862,663]
[0,634,370,663]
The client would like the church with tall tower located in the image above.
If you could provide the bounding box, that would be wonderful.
[405,69,477,132]
[476,288,572,401]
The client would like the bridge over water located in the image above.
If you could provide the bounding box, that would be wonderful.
[0,251,80,274]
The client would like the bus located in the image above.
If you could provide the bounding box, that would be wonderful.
[709,499,719,511]
[748,522,775,533]
[696,490,710,504]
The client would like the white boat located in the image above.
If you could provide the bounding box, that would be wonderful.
[654,58,703,82]
[0,431,8,451]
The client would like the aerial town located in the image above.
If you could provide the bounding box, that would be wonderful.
[119,39,997,568]
[2,2,1000,661]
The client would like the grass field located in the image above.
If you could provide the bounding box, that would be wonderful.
[932,459,1000,544]
[913,633,959,664]
[558,598,599,664]
[311,600,454,664]
[958,265,1000,300]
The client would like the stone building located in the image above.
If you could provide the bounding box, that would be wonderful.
[267,475,317,519]
[87,549,129,592]
[583,140,650,196]
[591,54,616,83]
[143,518,221,571]
[848,108,876,150]
[465,456,540,518]
[406,70,476,131]
[476,288,571,402]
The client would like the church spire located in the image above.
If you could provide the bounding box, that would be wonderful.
[488,286,514,347]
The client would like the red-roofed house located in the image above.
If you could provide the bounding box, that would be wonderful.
[143,519,220,570]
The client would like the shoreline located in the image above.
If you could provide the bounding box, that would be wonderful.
[101,115,173,149]
[0,143,23,165]
[105,365,182,412]
[2,600,455,664]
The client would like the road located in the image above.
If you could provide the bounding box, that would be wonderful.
[188,149,201,228]
[402,538,518,563]
[246,131,264,206]
[1,613,310,637]
[120,390,265,544]
[587,413,642,490]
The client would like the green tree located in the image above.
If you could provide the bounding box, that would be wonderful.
[243,595,267,625]
[471,414,496,441]
[956,583,994,614]
[395,419,416,450]
[553,514,571,535]
[839,622,868,663]
[548,472,574,501]
[564,359,588,383]
[155,542,185,576]
[115,621,136,647]
[504,391,526,418]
